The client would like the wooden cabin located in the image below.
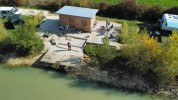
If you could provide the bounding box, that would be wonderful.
[56,6,98,32]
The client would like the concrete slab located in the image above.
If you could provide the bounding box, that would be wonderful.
[87,21,121,45]
[36,15,121,68]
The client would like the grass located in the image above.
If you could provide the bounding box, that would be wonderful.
[138,0,178,8]
[73,0,178,8]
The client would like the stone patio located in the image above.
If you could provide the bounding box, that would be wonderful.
[38,16,121,67]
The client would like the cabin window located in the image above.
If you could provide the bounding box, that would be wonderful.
[81,20,87,26]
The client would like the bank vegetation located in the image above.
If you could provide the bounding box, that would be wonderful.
[84,20,178,96]
[0,15,44,57]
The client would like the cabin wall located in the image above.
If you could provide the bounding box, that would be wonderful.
[59,14,93,32]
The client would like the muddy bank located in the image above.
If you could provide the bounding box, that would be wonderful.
[0,54,177,98]
[64,61,178,98]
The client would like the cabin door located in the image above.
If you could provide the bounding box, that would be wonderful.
[69,18,74,27]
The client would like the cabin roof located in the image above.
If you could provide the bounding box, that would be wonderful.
[56,6,98,18]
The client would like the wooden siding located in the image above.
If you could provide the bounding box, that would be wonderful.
[59,14,95,32]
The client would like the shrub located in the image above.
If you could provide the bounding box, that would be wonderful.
[142,5,164,22]
[12,0,25,6]
[78,0,90,7]
[97,0,164,22]
[0,19,15,53]
[154,31,178,84]
[12,15,44,56]
[118,21,129,44]
[13,24,44,56]
[119,30,178,85]
[165,6,178,15]
[84,36,117,65]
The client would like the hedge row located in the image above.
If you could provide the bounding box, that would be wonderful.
[1,0,178,22]
[96,0,178,22]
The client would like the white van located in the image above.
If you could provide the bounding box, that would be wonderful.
[0,6,21,17]
[159,13,178,31]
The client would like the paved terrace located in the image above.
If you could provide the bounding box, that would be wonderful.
[19,9,121,68]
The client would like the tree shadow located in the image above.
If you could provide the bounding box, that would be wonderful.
[31,50,52,68]
[4,22,15,29]
[137,22,172,43]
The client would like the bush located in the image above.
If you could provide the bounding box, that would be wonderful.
[0,19,15,53]
[165,7,178,15]
[142,5,164,22]
[118,21,129,44]
[97,0,164,22]
[13,0,25,6]
[119,30,178,85]
[12,15,44,56]
[13,24,44,56]
[0,15,44,56]
[154,31,178,84]
[78,0,90,7]
[84,36,117,65]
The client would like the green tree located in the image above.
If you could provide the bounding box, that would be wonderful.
[13,24,44,56]
[78,0,89,7]
[12,0,25,6]
[0,19,14,53]
[13,15,45,56]
[154,31,178,85]
[119,21,129,44]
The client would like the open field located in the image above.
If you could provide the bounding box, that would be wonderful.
[74,0,178,8]
[138,0,178,8]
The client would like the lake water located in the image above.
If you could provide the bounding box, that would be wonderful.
[0,65,167,100]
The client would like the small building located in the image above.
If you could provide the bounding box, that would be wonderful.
[160,13,178,31]
[56,6,98,32]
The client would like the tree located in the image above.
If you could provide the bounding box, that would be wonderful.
[0,19,14,53]
[119,21,129,44]
[78,0,89,7]
[14,24,44,56]
[154,31,178,85]
[12,0,25,6]
[0,19,7,41]
[13,15,44,56]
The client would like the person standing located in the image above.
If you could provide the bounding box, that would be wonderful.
[106,18,109,27]
[67,42,71,51]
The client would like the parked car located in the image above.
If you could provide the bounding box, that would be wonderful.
[0,6,24,26]
[0,6,21,17]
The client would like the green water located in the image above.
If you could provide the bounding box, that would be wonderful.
[0,65,166,100]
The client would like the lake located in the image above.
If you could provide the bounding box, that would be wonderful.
[0,65,167,100]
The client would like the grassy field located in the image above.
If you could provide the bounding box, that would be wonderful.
[138,0,178,8]
[74,0,178,8]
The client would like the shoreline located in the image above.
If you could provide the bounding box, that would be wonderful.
[0,53,178,99]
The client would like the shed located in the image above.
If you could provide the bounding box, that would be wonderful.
[160,13,178,31]
[56,6,98,32]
